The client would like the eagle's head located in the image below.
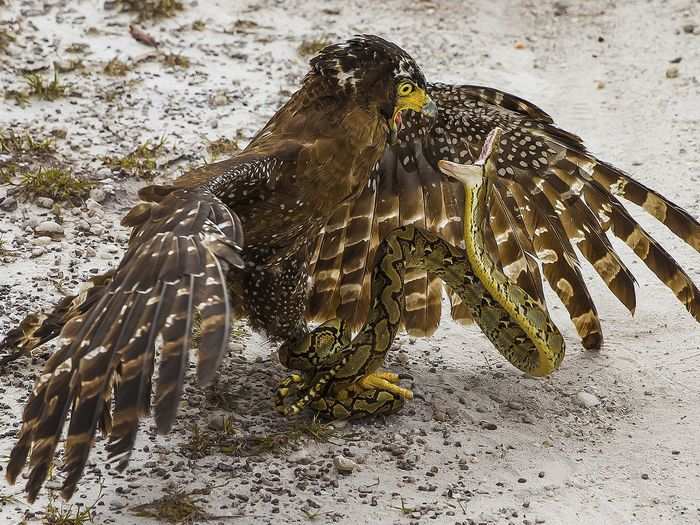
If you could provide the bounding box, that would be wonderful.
[309,35,437,143]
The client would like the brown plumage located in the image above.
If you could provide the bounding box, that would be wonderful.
[4,39,699,503]
[307,83,700,346]
[2,35,434,501]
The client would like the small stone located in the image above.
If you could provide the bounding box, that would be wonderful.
[0,196,17,211]
[209,93,229,107]
[672,450,680,455]
[91,167,113,181]
[33,236,54,246]
[31,247,45,258]
[575,391,600,408]
[681,23,697,34]
[36,197,55,209]
[641,473,649,480]
[507,401,524,411]
[479,420,497,430]
[35,220,64,237]
[666,66,679,79]
[208,414,226,430]
[89,188,107,203]
[287,449,313,465]
[333,454,358,474]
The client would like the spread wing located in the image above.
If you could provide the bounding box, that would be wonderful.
[4,186,244,502]
[307,83,700,346]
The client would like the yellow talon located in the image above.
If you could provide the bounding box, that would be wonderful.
[367,370,401,383]
[358,371,413,400]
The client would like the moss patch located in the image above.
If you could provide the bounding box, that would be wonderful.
[102,137,166,178]
[298,38,331,57]
[20,167,92,202]
[118,0,184,20]
[24,72,66,101]
[103,57,131,76]
[206,137,240,160]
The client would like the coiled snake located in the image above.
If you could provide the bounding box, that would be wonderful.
[276,128,565,418]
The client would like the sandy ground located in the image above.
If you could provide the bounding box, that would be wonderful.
[1,0,699,524]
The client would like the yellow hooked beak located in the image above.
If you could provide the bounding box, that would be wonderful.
[390,87,437,144]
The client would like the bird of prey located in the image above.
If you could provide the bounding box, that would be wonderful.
[3,34,699,503]
[2,35,437,501]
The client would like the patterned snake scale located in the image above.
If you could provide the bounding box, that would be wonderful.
[276,128,565,418]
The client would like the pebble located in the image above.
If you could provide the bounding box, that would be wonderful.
[31,247,45,257]
[333,454,358,474]
[35,220,64,237]
[682,23,697,34]
[91,167,113,181]
[33,236,54,246]
[209,93,229,107]
[89,188,107,203]
[479,420,498,430]
[666,66,679,79]
[36,197,55,209]
[208,413,226,430]
[0,196,17,211]
[287,449,314,465]
[507,401,524,411]
[575,391,600,408]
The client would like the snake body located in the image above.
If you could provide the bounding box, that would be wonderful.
[277,128,565,418]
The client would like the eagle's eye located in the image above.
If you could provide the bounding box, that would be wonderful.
[397,81,414,96]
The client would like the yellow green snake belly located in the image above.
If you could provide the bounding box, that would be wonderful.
[276,128,565,418]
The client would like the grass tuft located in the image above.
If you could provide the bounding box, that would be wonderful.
[298,38,331,57]
[130,486,230,523]
[24,72,66,101]
[205,137,239,160]
[102,137,166,178]
[20,167,92,202]
[182,415,338,459]
[0,28,15,52]
[118,0,184,20]
[0,130,55,156]
[161,53,191,68]
[43,483,103,525]
[103,57,131,76]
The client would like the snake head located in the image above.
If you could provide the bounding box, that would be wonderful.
[437,127,504,186]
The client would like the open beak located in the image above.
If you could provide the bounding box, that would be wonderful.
[390,88,438,144]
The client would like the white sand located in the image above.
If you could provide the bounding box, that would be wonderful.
[1,1,699,524]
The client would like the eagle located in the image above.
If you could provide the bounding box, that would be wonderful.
[2,35,699,502]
